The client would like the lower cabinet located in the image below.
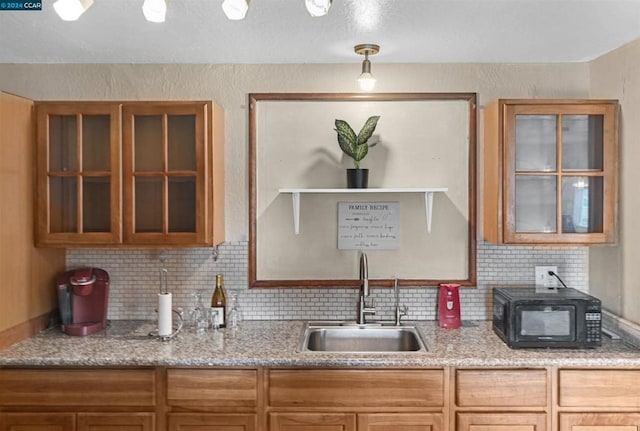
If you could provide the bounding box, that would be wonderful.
[558,413,640,431]
[269,413,356,431]
[0,413,75,431]
[269,412,443,431]
[456,413,547,431]
[0,412,154,431]
[168,413,257,431]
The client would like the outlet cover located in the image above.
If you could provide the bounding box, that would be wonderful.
[535,265,558,288]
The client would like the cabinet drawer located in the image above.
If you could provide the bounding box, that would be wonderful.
[268,369,444,408]
[559,413,640,430]
[0,368,156,407]
[168,413,257,431]
[457,412,547,431]
[559,369,640,407]
[456,369,548,407]
[166,369,258,408]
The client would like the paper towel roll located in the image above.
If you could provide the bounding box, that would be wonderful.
[158,292,173,336]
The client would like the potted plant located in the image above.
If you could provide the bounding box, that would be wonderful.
[334,115,380,188]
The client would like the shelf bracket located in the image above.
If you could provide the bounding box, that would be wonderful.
[425,191,434,233]
[291,191,300,234]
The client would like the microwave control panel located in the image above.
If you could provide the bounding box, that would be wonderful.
[585,312,602,343]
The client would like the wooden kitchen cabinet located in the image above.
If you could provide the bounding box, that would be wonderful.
[36,103,122,246]
[456,413,547,431]
[559,413,640,431]
[453,369,548,431]
[35,100,224,247]
[168,413,257,431]
[483,99,618,244]
[0,369,156,431]
[0,412,75,431]
[269,413,356,431]
[358,413,444,431]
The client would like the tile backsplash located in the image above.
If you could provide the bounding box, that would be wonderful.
[67,241,588,322]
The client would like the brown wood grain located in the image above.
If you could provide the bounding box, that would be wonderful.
[268,369,444,408]
[167,369,258,408]
[456,412,547,431]
[455,369,548,407]
[0,369,156,407]
[558,369,640,408]
[77,413,155,431]
[0,412,75,431]
[269,412,356,431]
[358,413,444,431]
[168,413,257,431]
[558,413,640,430]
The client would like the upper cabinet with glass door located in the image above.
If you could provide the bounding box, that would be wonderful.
[483,100,618,244]
[36,101,225,247]
[122,103,219,246]
[36,103,122,246]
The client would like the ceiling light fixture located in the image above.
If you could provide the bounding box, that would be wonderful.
[53,0,93,21]
[142,0,168,23]
[354,44,379,92]
[222,0,250,20]
[305,0,332,17]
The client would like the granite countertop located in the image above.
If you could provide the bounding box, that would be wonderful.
[0,320,639,368]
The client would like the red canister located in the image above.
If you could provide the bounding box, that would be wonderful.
[438,283,461,329]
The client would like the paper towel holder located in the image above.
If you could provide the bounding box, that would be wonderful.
[149,308,184,341]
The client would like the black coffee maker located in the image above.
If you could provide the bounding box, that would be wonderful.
[56,267,109,336]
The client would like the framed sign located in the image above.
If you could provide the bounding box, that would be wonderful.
[338,202,400,250]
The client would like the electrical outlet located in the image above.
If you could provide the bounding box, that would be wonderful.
[535,265,558,288]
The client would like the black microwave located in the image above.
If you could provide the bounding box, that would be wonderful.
[492,287,602,349]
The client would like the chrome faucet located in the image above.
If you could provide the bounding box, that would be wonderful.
[357,253,376,324]
[393,277,408,326]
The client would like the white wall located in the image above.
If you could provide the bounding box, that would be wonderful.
[589,39,640,324]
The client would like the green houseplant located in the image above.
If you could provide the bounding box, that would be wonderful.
[334,115,380,188]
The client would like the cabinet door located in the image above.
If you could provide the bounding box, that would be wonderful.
[456,412,546,431]
[36,103,122,246]
[269,413,356,431]
[359,413,443,431]
[122,103,209,246]
[484,99,618,245]
[77,413,154,431]
[0,412,75,431]
[559,413,640,431]
[168,413,256,431]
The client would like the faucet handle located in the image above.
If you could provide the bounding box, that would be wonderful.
[401,305,408,316]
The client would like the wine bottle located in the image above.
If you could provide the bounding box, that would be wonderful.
[211,274,227,328]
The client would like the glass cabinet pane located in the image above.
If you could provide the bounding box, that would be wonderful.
[515,175,557,233]
[135,177,162,232]
[168,177,196,232]
[49,115,77,172]
[49,176,77,233]
[82,115,111,171]
[168,115,196,171]
[515,115,557,172]
[562,115,604,171]
[561,176,603,233]
[83,177,111,232]
[134,115,163,172]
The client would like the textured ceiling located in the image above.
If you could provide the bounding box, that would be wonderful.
[1,0,640,64]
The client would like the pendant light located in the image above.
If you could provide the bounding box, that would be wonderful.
[355,44,379,92]
[222,0,250,20]
[142,0,168,23]
[305,0,332,17]
[53,0,93,21]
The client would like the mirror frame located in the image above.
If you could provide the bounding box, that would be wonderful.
[248,92,477,288]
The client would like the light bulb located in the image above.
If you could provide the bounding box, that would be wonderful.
[305,0,332,17]
[222,0,250,20]
[358,72,376,92]
[53,0,93,21]
[143,0,168,23]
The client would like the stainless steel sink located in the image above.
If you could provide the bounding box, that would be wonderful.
[298,321,428,353]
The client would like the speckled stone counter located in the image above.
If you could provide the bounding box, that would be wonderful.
[0,320,638,368]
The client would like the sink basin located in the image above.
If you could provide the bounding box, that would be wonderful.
[298,321,428,353]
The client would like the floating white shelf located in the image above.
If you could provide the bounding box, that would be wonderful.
[278,188,448,235]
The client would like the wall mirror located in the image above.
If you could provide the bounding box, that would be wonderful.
[249,93,476,288]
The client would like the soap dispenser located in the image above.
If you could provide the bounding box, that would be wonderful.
[438,283,461,328]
